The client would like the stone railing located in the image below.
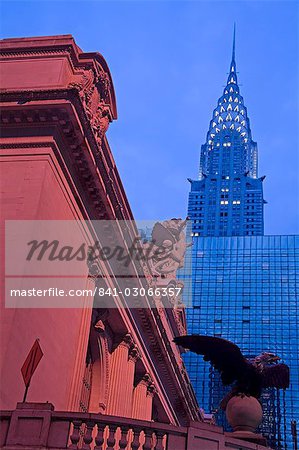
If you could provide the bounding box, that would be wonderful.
[0,403,269,450]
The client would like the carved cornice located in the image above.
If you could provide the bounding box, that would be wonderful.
[0,100,126,220]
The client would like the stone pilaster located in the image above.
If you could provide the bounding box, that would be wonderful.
[132,373,152,420]
[123,346,140,417]
[145,383,156,421]
[106,334,133,416]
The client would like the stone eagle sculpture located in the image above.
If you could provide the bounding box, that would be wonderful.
[173,335,290,410]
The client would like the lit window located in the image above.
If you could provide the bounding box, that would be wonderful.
[220,200,228,205]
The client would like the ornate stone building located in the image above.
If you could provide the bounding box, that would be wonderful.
[0,35,269,449]
[0,34,199,424]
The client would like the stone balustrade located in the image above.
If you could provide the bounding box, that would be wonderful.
[0,403,269,450]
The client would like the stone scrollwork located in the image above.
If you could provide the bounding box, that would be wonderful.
[128,345,141,363]
[68,67,112,146]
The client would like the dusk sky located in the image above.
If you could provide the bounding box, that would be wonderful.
[1,1,298,234]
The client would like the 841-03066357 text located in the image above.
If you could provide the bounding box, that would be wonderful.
[9,286,182,298]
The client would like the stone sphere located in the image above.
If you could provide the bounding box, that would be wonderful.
[226,395,263,432]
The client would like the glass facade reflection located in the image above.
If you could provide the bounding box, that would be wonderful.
[183,235,299,448]
[183,31,298,449]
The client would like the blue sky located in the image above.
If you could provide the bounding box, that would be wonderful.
[1,1,298,234]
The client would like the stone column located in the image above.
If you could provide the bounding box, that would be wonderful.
[132,374,152,420]
[145,384,156,421]
[123,346,140,417]
[106,334,133,416]
[88,320,109,414]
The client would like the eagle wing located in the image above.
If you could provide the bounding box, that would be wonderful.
[174,335,248,385]
[262,363,290,389]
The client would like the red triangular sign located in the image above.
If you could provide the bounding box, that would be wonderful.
[21,339,43,387]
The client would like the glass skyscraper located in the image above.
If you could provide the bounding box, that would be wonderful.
[183,33,299,449]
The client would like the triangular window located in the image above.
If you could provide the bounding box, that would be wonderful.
[230,124,235,130]
[237,126,241,132]
[235,116,240,122]
[234,105,239,112]
[222,124,227,129]
[215,128,220,133]
[227,104,232,111]
[229,96,233,102]
[218,117,223,123]
[215,111,219,116]
[241,120,246,126]
[212,122,217,127]
[234,97,239,103]
[220,106,225,113]
[226,114,232,121]
[229,87,234,93]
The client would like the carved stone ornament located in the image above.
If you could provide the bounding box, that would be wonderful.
[143,218,192,281]
[68,68,112,145]
[128,345,141,363]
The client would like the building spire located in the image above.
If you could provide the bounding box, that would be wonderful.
[232,23,236,62]
[228,24,237,83]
